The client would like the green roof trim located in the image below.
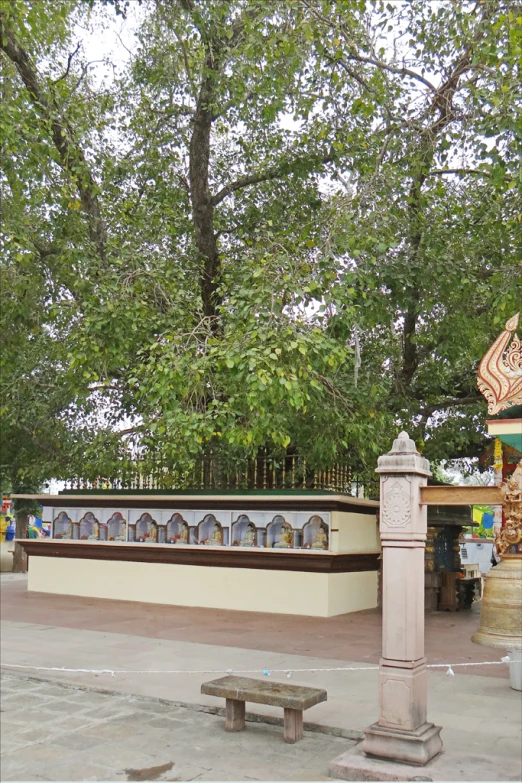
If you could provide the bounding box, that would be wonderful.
[59,488,342,497]
[498,433,522,451]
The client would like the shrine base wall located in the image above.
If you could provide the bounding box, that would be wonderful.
[27,556,378,618]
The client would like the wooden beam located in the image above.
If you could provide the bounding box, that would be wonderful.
[421,486,501,506]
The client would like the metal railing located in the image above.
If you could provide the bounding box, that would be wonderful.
[63,453,379,499]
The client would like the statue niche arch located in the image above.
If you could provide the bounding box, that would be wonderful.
[166,513,190,545]
[198,514,224,546]
[53,511,74,540]
[106,512,126,542]
[267,515,294,549]
[232,514,257,547]
[302,515,329,550]
[135,513,158,543]
[79,512,99,540]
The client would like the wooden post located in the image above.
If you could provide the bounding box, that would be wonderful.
[283,708,304,744]
[225,699,245,732]
[362,432,443,766]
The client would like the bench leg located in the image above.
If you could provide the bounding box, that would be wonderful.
[225,698,246,731]
[283,708,303,744]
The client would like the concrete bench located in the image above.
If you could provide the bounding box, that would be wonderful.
[201,675,327,744]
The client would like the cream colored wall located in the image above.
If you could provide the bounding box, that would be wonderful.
[29,557,331,616]
[0,541,14,573]
[28,556,378,617]
[331,511,380,554]
[327,571,378,616]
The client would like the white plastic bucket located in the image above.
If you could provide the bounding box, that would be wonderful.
[507,650,522,691]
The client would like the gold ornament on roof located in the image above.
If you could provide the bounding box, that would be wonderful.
[477,313,522,415]
[495,461,522,556]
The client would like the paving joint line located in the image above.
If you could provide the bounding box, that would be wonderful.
[1,670,363,742]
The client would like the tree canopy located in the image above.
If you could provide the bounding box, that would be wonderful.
[1,0,521,487]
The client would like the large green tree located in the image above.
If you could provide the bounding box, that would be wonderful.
[1,0,520,485]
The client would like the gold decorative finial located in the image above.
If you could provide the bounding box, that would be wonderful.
[477,313,522,415]
[496,461,522,556]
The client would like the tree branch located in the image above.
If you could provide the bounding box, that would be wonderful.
[172,27,197,96]
[52,42,80,85]
[301,0,437,92]
[211,153,334,206]
[428,168,512,183]
[0,15,107,260]
[420,395,483,416]
[343,50,436,92]
[427,168,490,177]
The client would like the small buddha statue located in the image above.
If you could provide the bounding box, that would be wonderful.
[274,525,292,548]
[204,523,222,545]
[87,522,99,540]
[179,523,189,544]
[115,522,126,541]
[148,525,157,542]
[311,526,328,550]
[240,523,256,547]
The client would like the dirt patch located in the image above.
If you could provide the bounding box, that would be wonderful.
[124,761,176,781]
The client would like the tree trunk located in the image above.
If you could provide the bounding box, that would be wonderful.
[12,510,28,573]
[189,52,221,323]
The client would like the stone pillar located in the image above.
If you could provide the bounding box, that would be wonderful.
[362,432,442,766]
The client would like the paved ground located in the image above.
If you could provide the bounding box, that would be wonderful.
[1,575,521,782]
[0,573,507,677]
[1,673,347,781]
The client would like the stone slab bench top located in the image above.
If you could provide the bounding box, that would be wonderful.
[201,676,327,710]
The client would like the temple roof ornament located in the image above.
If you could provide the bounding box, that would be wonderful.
[477,313,522,415]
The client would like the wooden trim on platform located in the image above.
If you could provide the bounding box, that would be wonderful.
[12,494,378,515]
[18,540,380,573]
[420,486,501,506]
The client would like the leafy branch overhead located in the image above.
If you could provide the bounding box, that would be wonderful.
[1,0,521,486]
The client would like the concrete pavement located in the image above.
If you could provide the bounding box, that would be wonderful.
[0,573,507,678]
[1,673,347,781]
[1,575,521,781]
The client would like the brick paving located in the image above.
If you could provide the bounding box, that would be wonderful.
[0,574,507,677]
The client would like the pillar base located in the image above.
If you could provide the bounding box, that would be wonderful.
[362,722,442,766]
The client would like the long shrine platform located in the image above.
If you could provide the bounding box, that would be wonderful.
[14,491,380,617]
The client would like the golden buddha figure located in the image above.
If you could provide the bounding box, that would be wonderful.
[274,525,293,548]
[204,523,222,545]
[179,522,189,544]
[148,525,157,542]
[311,526,328,550]
[240,523,256,547]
